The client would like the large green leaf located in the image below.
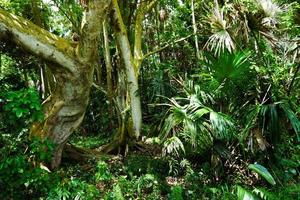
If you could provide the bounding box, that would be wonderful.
[248,164,276,186]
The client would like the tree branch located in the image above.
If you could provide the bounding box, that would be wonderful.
[143,34,194,58]
[0,9,76,73]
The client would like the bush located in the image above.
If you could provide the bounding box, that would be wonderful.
[0,136,59,199]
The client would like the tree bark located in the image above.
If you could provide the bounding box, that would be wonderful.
[0,0,111,168]
[103,18,114,127]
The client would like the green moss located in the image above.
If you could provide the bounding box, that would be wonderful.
[0,9,74,57]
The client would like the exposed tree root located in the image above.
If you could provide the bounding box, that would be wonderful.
[98,139,122,154]
[62,138,162,164]
[63,143,105,162]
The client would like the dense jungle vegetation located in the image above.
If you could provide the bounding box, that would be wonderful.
[0,0,299,199]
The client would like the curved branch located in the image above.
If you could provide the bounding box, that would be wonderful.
[144,34,194,58]
[0,9,76,73]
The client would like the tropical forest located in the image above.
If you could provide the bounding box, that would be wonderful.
[0,0,299,199]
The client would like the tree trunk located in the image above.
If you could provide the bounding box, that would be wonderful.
[112,0,142,138]
[0,0,111,168]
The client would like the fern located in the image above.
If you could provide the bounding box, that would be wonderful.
[112,184,124,200]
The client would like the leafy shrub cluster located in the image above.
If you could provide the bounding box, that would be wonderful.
[1,88,43,134]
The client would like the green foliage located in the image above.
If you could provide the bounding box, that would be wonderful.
[252,188,277,200]
[95,161,112,182]
[160,85,235,156]
[241,102,300,146]
[1,88,43,133]
[80,89,111,135]
[237,186,279,200]
[163,136,185,156]
[136,174,159,195]
[48,178,100,200]
[46,0,83,34]
[237,186,258,200]
[0,0,299,199]
[125,155,169,177]
[280,103,300,142]
[0,136,58,199]
[103,174,162,200]
[169,185,184,200]
[204,51,253,91]
[3,88,43,121]
[105,184,125,200]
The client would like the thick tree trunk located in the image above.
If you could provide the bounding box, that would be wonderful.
[0,0,110,168]
[31,68,93,168]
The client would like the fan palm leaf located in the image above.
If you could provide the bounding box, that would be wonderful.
[204,50,252,93]
[204,7,235,56]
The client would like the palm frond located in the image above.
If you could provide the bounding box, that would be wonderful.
[257,0,282,27]
[237,186,258,200]
[210,111,235,140]
[162,136,185,156]
[280,103,300,141]
[205,31,235,56]
[241,105,260,142]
